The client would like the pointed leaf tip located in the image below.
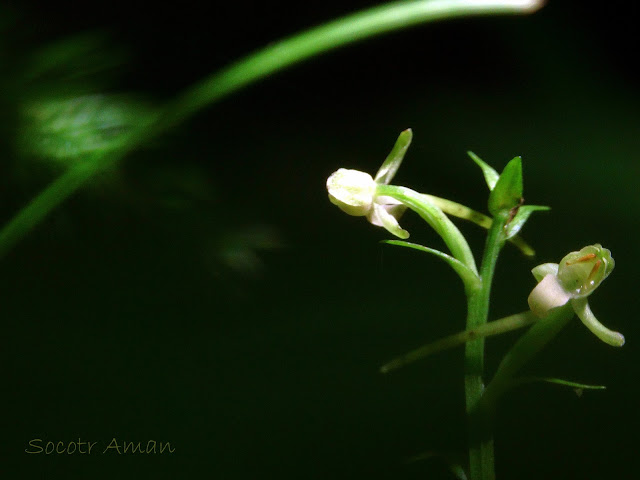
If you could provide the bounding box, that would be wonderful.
[488,157,523,215]
[513,376,607,391]
[467,151,499,190]
[374,129,413,185]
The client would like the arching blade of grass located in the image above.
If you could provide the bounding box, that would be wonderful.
[166,0,546,123]
[0,0,544,258]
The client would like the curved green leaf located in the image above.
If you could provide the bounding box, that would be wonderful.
[374,128,412,184]
[510,376,606,391]
[383,239,481,292]
[504,205,550,239]
[376,184,478,275]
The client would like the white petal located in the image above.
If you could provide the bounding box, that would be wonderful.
[326,169,376,216]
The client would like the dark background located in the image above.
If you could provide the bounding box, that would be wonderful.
[1,1,638,478]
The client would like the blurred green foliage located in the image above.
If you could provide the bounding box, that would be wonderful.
[18,94,153,165]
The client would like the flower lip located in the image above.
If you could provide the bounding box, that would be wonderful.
[367,193,409,239]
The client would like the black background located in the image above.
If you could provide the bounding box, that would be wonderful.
[2,1,638,479]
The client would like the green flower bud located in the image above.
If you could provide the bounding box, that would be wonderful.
[557,244,614,298]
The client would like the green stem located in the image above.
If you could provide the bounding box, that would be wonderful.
[465,210,508,480]
[0,0,543,259]
[377,184,478,274]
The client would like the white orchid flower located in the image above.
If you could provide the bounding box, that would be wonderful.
[326,129,412,239]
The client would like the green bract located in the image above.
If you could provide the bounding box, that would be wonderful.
[488,157,523,215]
[469,151,549,243]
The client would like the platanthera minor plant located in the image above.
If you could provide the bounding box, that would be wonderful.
[0,2,603,476]
[326,129,624,480]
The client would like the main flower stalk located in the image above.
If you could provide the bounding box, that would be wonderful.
[326,131,551,480]
[465,210,508,480]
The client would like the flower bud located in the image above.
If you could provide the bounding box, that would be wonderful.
[557,244,614,297]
